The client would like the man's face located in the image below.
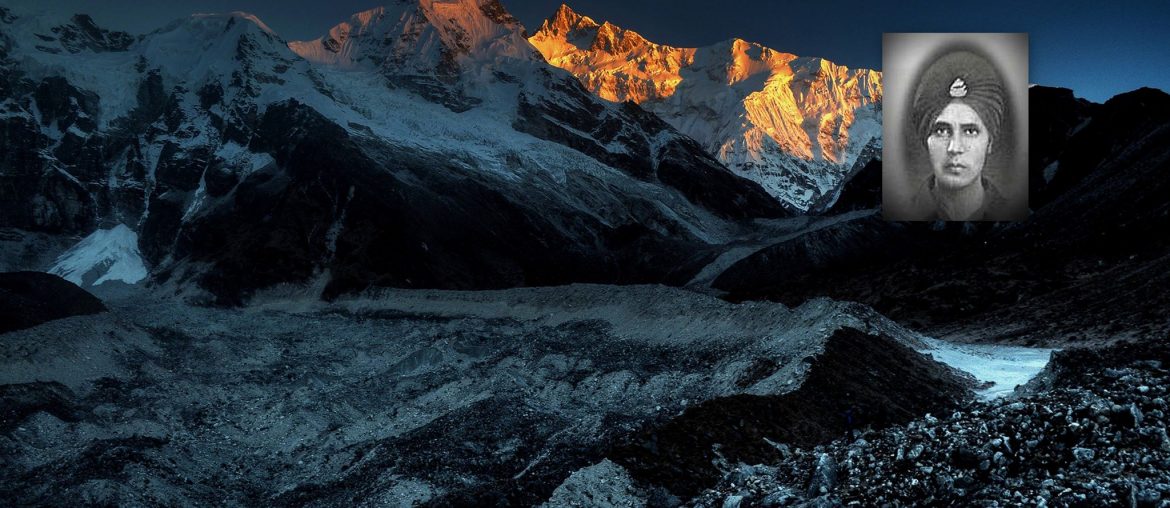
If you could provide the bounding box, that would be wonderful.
[927,102,990,190]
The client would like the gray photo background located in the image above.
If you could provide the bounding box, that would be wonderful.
[882,33,1029,221]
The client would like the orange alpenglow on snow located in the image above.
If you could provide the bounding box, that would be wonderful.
[529,4,883,212]
[288,0,536,74]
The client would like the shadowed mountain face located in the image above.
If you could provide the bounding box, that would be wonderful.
[0,272,105,332]
[1028,86,1100,208]
[717,86,1170,347]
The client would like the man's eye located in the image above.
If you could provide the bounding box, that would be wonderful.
[933,127,951,136]
[963,127,980,136]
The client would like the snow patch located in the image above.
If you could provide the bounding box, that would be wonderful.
[182,176,207,222]
[1043,161,1060,184]
[1070,117,1092,135]
[49,224,148,286]
[919,338,1055,399]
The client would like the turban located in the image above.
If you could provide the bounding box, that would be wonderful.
[912,50,1006,148]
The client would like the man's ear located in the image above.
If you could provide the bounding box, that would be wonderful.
[988,138,994,154]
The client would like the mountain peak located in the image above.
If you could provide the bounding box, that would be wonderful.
[532,7,647,57]
[528,5,883,212]
[134,10,301,97]
[542,3,598,34]
[0,7,135,55]
[1106,86,1170,106]
[218,11,276,35]
[162,11,278,38]
[349,6,386,28]
[555,3,576,19]
[143,11,284,58]
[289,0,538,74]
[478,0,521,28]
[589,20,647,54]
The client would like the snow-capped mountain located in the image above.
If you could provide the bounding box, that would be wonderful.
[529,4,883,212]
[283,0,783,220]
[0,1,783,303]
[287,1,534,71]
[286,0,537,112]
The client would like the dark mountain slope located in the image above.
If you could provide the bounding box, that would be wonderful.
[717,86,1170,346]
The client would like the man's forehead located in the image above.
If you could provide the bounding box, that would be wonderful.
[934,102,986,125]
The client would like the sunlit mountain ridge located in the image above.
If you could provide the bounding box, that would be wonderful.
[530,4,883,211]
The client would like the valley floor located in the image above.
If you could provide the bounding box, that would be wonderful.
[0,283,1066,506]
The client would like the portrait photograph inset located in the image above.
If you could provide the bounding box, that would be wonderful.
[883,33,1028,221]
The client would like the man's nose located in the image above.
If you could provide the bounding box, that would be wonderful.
[947,135,965,154]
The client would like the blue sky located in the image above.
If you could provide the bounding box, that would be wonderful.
[24,0,1170,103]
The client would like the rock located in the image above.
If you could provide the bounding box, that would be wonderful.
[807,453,838,497]
[0,271,106,333]
[758,488,802,507]
[610,327,972,498]
[726,464,776,490]
[1156,428,1170,451]
[543,459,647,507]
[993,451,1006,466]
[1130,404,1145,427]
[1073,447,1096,462]
[1134,488,1161,506]
[907,443,925,460]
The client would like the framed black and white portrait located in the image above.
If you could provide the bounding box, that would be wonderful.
[883,33,1028,221]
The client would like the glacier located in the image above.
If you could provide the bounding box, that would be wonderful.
[48,224,147,286]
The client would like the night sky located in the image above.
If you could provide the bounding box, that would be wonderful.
[19,0,1170,103]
